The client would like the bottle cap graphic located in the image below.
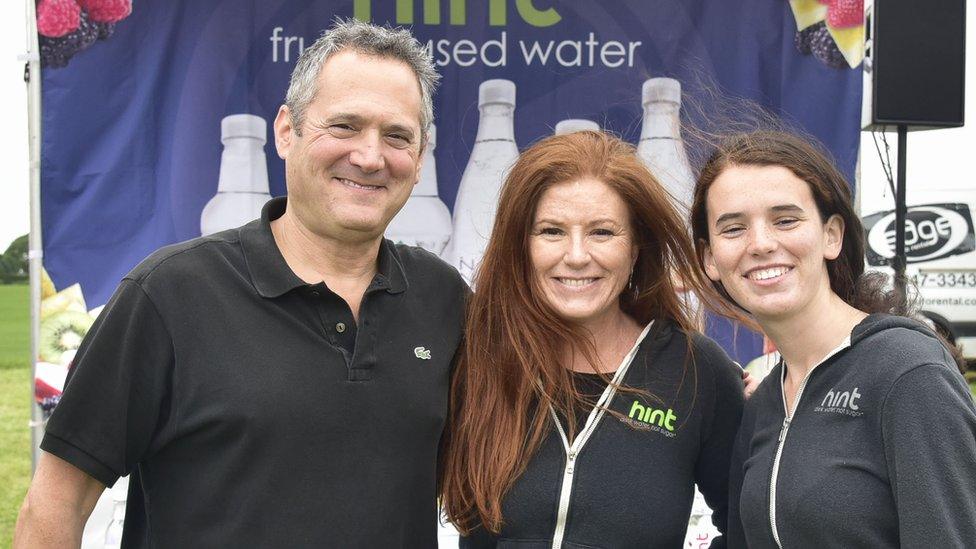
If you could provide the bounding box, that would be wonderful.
[221,114,267,143]
[554,119,600,135]
[642,78,681,106]
[478,79,516,107]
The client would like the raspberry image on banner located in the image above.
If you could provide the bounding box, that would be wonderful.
[826,0,862,29]
[39,10,110,68]
[76,0,131,24]
[36,0,81,38]
[808,22,848,69]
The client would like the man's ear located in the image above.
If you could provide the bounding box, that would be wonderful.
[273,105,295,160]
[413,142,424,186]
[823,214,845,261]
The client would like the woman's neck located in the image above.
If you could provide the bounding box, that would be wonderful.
[566,310,643,374]
[761,292,867,385]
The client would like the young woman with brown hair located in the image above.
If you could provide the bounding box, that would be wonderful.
[691,130,976,548]
[440,130,745,548]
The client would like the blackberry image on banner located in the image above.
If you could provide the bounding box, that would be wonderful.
[39,39,69,68]
[809,22,848,69]
[39,10,104,68]
[39,396,61,415]
[96,21,115,40]
[794,24,820,55]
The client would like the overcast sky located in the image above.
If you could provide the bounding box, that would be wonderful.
[0,4,972,252]
[0,1,28,253]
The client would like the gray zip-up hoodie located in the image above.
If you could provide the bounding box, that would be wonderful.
[728,314,976,548]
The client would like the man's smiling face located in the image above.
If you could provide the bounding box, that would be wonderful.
[274,49,424,240]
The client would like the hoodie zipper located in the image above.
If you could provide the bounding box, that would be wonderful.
[768,338,850,548]
[547,321,653,549]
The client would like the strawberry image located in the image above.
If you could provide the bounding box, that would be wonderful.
[36,0,81,38]
[826,0,862,29]
[76,0,131,24]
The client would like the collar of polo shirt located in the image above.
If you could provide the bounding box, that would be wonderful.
[240,197,408,298]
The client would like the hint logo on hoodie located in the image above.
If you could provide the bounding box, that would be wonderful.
[621,400,678,437]
[862,203,975,267]
[814,386,864,417]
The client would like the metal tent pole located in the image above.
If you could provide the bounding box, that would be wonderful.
[893,125,908,312]
[24,0,44,471]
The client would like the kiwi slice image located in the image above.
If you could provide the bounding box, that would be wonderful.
[39,310,94,364]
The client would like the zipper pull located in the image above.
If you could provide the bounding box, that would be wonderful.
[777,417,790,442]
[567,452,576,474]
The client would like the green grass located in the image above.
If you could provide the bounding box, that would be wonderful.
[0,283,30,544]
[0,364,30,544]
[0,285,28,367]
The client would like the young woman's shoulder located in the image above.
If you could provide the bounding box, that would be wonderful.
[851,314,956,378]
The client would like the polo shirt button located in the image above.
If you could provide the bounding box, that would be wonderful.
[311,290,320,297]
[336,322,346,333]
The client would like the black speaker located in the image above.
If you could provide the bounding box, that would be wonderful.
[863,0,966,130]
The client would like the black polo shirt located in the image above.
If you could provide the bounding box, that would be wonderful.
[42,197,467,548]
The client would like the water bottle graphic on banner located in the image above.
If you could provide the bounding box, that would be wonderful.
[554,119,600,135]
[442,79,519,284]
[200,114,273,236]
[637,78,695,222]
[386,124,453,255]
[638,80,702,326]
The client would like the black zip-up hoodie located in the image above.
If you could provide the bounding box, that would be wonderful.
[461,320,745,549]
[728,314,976,548]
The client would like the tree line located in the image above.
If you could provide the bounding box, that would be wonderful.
[0,234,27,283]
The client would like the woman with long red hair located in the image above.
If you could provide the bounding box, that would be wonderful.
[440,130,745,547]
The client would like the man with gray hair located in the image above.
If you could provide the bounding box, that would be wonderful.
[15,19,466,548]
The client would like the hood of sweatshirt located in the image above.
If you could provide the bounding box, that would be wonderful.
[850,313,942,348]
